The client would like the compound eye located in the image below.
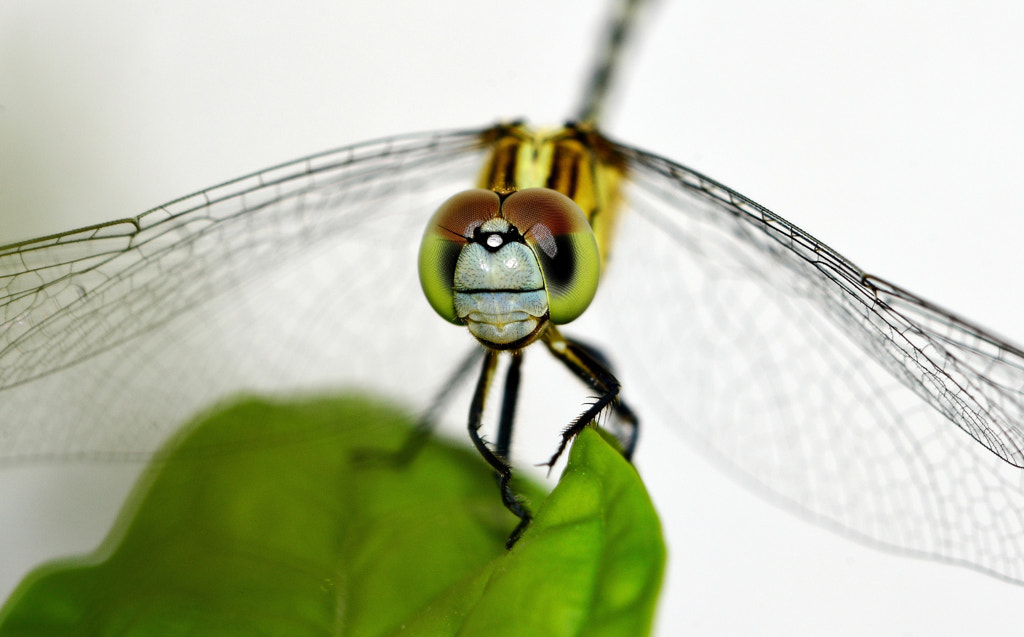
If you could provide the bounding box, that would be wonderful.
[502,188,600,324]
[418,189,501,323]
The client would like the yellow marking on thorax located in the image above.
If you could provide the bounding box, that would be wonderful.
[477,123,626,269]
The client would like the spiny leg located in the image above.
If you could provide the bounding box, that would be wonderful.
[467,349,532,548]
[540,326,636,470]
[562,338,639,460]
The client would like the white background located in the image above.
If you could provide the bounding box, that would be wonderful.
[2,1,1024,634]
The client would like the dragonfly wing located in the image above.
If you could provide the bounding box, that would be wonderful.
[596,140,1024,583]
[6,122,1024,583]
[0,128,491,461]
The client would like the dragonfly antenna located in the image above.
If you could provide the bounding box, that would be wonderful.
[575,0,651,126]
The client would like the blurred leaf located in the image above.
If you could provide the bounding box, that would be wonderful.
[0,394,664,636]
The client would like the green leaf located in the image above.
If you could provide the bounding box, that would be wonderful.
[0,394,664,636]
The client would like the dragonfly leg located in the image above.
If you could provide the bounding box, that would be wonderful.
[495,350,524,462]
[468,349,533,548]
[541,327,637,470]
[564,338,639,460]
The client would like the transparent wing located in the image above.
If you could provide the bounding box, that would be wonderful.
[591,139,1024,583]
[0,127,492,461]
[5,123,1024,586]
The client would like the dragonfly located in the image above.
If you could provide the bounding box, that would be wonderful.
[2,0,1024,634]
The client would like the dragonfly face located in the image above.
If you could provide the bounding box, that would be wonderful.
[419,187,601,348]
[418,122,626,356]
[452,213,552,346]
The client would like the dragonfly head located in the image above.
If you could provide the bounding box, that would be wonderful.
[418,188,601,349]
